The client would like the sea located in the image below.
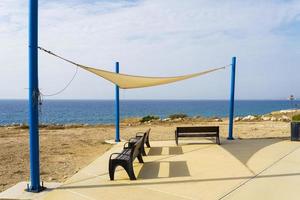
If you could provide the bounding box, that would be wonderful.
[0,100,299,125]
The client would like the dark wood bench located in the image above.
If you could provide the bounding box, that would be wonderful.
[109,136,144,180]
[129,128,151,156]
[175,126,220,145]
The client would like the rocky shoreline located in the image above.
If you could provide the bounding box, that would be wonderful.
[1,109,299,129]
[235,109,300,122]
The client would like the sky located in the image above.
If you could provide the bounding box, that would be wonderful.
[0,0,299,100]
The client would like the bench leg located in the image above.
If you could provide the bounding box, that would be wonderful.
[137,154,144,163]
[141,145,147,156]
[109,160,117,181]
[109,160,137,181]
[216,135,220,145]
[145,139,151,148]
[125,163,136,180]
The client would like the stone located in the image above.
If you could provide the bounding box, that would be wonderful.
[242,115,256,121]
[234,117,241,122]
[262,116,271,121]
[173,118,182,122]
[271,117,277,121]
[281,115,290,122]
[214,118,222,122]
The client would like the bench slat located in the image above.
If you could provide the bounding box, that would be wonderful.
[178,133,218,137]
[177,126,219,133]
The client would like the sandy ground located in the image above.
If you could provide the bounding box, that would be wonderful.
[0,120,291,192]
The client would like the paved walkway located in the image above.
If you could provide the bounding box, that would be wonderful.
[43,138,300,200]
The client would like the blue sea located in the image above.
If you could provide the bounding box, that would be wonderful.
[0,100,299,125]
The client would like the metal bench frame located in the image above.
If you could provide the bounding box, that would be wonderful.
[109,136,144,180]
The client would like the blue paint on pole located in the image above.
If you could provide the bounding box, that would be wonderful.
[228,57,236,140]
[115,62,120,142]
[28,0,42,192]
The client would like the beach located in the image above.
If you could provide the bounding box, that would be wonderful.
[0,113,294,192]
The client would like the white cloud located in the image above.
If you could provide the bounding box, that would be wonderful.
[0,0,300,99]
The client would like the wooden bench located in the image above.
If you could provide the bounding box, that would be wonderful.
[175,126,220,145]
[129,128,151,156]
[109,136,144,180]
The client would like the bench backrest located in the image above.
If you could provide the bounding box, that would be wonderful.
[131,136,144,160]
[177,126,219,133]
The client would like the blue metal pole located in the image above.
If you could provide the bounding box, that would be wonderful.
[28,0,42,192]
[228,57,236,140]
[115,62,120,142]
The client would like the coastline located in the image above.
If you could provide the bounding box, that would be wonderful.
[1,100,299,125]
[1,109,299,128]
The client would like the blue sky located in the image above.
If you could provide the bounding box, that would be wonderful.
[0,0,299,100]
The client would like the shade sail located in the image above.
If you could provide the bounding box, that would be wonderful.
[80,65,226,89]
[38,47,227,89]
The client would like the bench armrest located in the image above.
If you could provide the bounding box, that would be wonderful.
[124,138,138,149]
[109,153,121,160]
[123,142,130,149]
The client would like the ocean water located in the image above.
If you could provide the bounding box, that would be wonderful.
[0,100,299,125]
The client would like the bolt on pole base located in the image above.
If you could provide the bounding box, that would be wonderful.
[25,182,46,193]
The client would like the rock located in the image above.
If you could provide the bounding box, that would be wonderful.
[173,118,182,122]
[262,116,271,121]
[282,115,289,119]
[234,117,241,122]
[250,116,256,120]
[270,117,277,121]
[214,118,222,122]
[242,115,256,121]
[162,118,171,122]
[48,177,53,181]
[281,115,290,122]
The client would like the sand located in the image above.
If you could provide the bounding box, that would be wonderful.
[0,119,291,192]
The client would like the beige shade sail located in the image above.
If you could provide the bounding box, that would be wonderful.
[38,47,227,89]
[80,65,226,89]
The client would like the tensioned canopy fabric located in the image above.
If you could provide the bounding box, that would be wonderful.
[81,65,226,89]
[38,47,227,89]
